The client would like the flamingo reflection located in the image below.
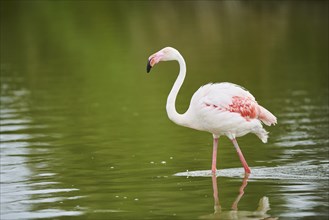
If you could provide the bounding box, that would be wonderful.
[201,173,277,219]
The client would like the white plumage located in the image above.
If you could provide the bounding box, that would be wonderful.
[188,83,270,142]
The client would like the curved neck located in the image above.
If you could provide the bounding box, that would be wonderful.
[166,53,188,126]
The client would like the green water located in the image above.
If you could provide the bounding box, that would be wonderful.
[1,1,328,219]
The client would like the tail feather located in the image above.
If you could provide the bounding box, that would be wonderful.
[258,106,277,126]
[255,128,269,143]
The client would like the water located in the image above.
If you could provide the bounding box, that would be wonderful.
[1,1,328,219]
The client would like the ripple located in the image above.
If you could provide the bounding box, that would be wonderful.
[274,140,317,147]
[174,163,329,180]
[93,209,128,213]
[1,209,83,220]
[0,102,84,220]
[0,118,31,125]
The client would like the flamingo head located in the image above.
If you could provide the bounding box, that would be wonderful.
[147,47,179,73]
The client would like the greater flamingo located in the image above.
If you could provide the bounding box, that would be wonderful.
[146,47,277,174]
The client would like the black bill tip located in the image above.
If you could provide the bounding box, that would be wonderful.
[146,60,152,73]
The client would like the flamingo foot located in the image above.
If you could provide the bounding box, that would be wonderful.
[244,166,251,174]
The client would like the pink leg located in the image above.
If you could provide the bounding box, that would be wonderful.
[212,137,219,173]
[232,138,251,173]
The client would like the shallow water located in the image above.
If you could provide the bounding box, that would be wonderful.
[1,1,328,220]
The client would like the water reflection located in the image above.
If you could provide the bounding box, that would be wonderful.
[201,174,276,220]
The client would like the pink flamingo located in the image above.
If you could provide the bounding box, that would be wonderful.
[147,47,277,174]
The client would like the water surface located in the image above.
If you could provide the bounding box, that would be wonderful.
[1,1,328,219]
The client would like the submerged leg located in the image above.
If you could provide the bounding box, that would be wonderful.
[212,173,221,214]
[231,138,251,173]
[212,137,219,173]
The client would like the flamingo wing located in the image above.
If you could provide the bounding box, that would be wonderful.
[198,83,257,118]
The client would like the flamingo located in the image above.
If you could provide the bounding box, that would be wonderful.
[146,47,277,174]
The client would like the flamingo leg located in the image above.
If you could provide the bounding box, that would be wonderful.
[232,138,251,173]
[211,137,219,173]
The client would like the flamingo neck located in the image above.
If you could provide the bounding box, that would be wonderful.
[166,53,189,127]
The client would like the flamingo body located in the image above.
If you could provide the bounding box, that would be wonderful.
[186,82,276,142]
[147,47,277,174]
